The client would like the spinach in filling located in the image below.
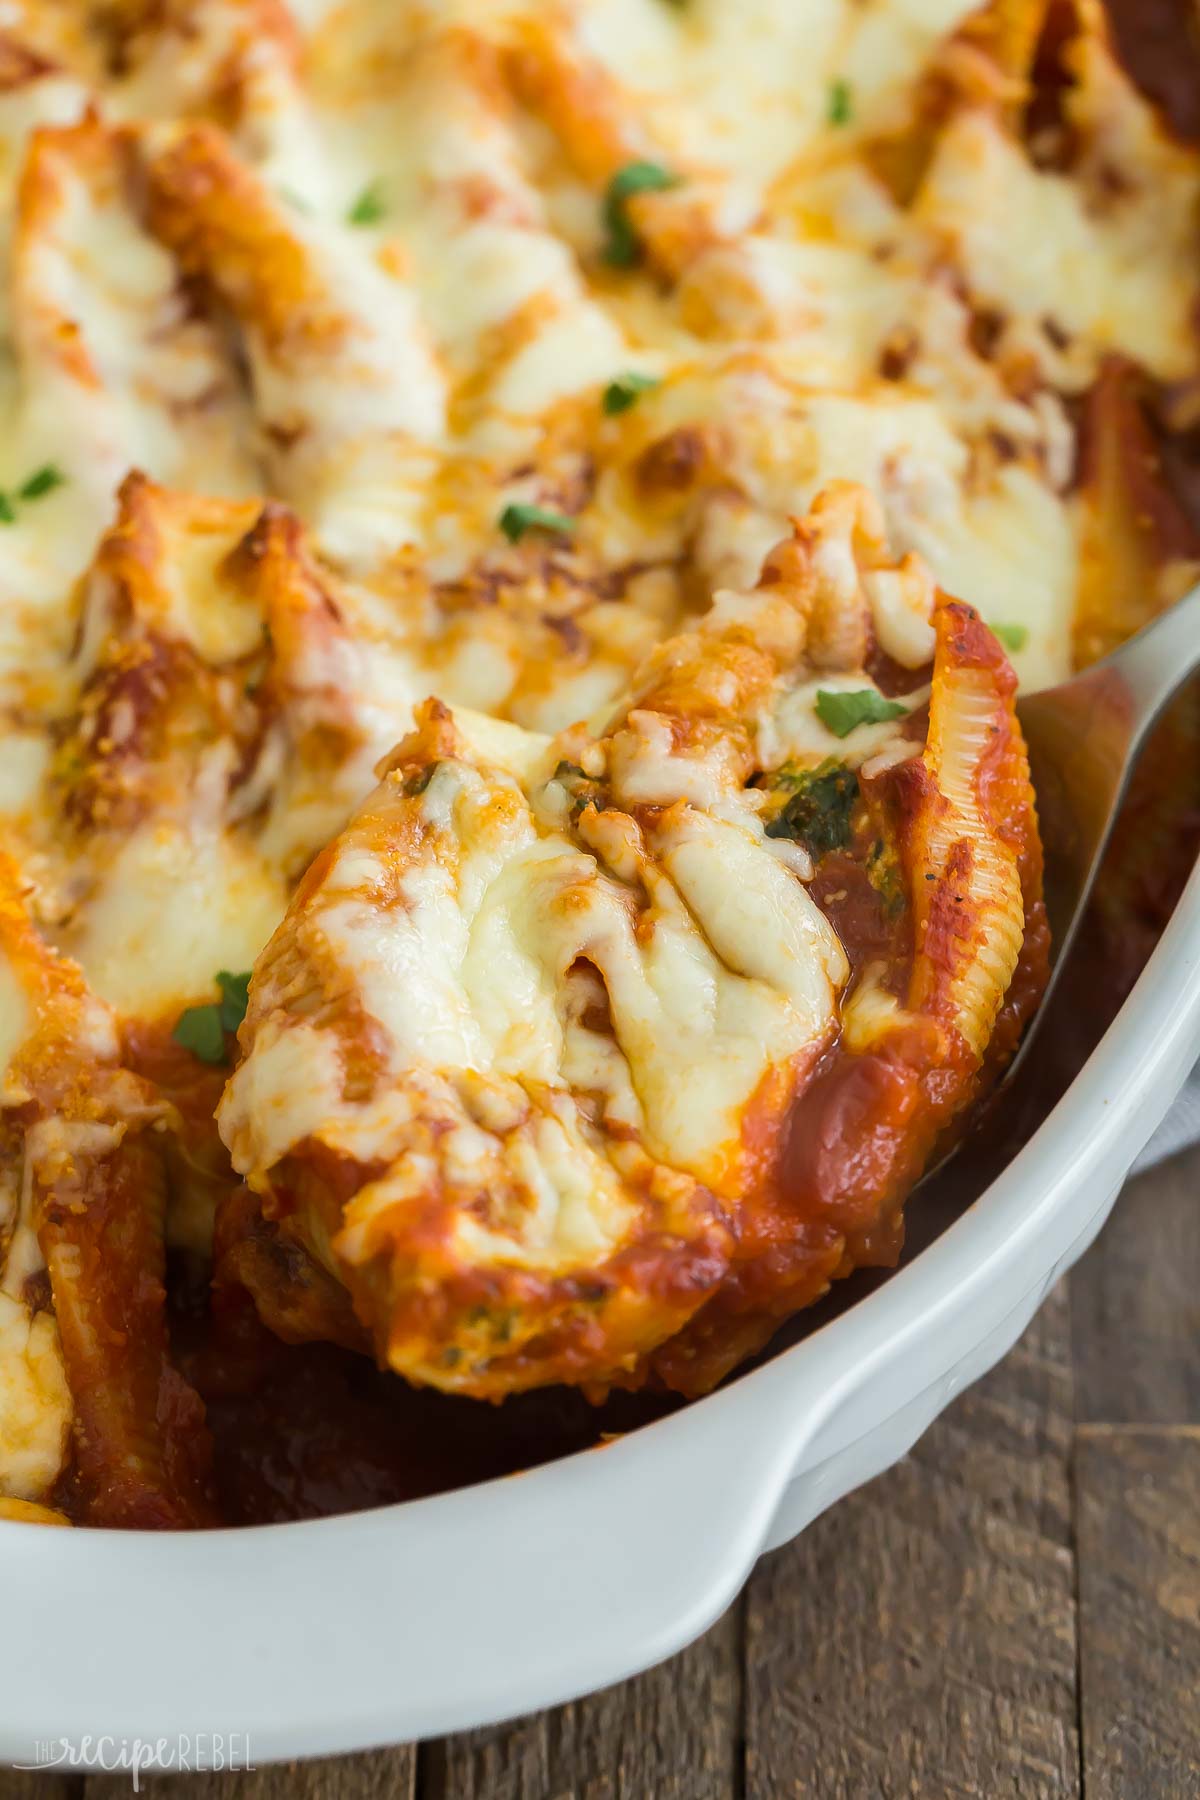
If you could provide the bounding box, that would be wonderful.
[764,759,859,858]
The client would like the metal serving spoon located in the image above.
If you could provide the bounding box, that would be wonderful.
[1016,578,1200,999]
[746,589,1200,1358]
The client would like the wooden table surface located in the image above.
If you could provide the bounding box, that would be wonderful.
[6,1144,1199,1799]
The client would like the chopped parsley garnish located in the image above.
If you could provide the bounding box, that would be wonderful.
[602,160,679,267]
[18,464,65,501]
[215,969,252,1029]
[815,688,907,739]
[992,622,1028,652]
[347,180,387,226]
[172,1005,225,1065]
[0,464,66,523]
[828,78,854,126]
[765,760,859,858]
[499,502,575,543]
[172,970,253,1066]
[602,371,660,415]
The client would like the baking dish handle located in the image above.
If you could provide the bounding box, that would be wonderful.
[0,1350,838,1762]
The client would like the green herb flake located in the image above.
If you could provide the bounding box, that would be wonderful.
[18,464,65,502]
[215,969,252,1033]
[815,688,907,739]
[602,371,660,415]
[0,464,68,522]
[602,159,679,267]
[828,78,854,127]
[347,180,387,226]
[992,622,1028,652]
[172,970,251,1064]
[499,502,576,543]
[765,759,859,859]
[172,1003,227,1066]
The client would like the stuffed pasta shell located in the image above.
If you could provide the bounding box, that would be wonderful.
[0,857,214,1525]
[217,484,1047,1398]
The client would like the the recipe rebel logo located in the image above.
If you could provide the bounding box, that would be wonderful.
[16,1732,254,1788]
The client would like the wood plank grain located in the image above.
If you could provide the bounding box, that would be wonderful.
[1076,1427,1200,1800]
[1070,1143,1200,1424]
[0,1775,80,1799]
[418,1600,742,1800]
[744,1281,1080,1800]
[84,1745,415,1800]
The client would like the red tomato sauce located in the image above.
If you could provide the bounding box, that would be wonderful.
[1105,0,1200,144]
[169,1275,679,1523]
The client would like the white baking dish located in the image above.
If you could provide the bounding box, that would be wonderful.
[2,859,1198,1767]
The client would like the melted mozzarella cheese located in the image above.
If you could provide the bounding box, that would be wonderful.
[227,747,846,1194]
[578,0,976,203]
[915,466,1078,694]
[0,1294,71,1501]
[0,0,1191,1375]
[917,110,1200,383]
[0,0,1184,1083]
[758,676,928,771]
[64,828,288,1018]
